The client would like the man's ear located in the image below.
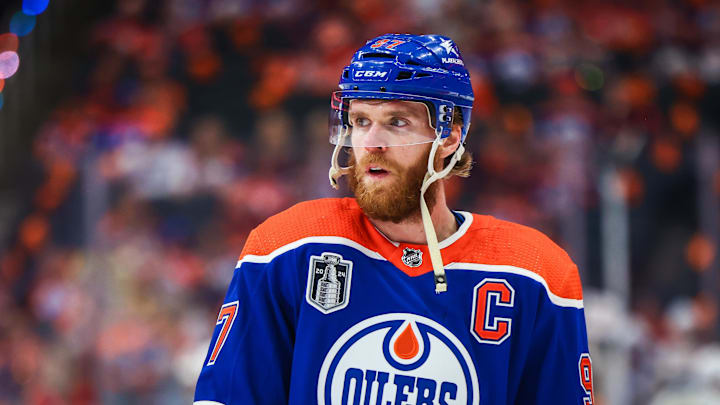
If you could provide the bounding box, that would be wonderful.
[438,125,462,159]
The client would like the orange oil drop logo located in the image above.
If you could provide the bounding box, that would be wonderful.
[393,323,420,360]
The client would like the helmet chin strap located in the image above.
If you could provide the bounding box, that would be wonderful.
[329,126,352,189]
[420,136,464,293]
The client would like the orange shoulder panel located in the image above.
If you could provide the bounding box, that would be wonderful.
[462,215,583,301]
[239,198,365,258]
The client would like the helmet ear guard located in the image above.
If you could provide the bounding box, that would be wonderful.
[424,100,455,139]
[428,102,472,143]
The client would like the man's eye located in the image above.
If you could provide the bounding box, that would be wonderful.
[354,117,369,127]
[390,118,408,127]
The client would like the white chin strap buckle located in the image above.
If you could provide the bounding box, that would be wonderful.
[328,127,351,189]
[434,274,447,293]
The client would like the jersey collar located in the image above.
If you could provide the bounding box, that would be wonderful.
[359,210,475,277]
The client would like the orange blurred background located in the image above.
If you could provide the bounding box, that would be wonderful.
[0,0,719,404]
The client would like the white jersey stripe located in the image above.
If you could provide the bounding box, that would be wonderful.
[446,262,584,309]
[236,236,386,268]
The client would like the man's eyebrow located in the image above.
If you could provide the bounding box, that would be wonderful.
[385,110,421,118]
[349,108,421,118]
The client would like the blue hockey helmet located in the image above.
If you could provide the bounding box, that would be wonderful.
[329,33,474,147]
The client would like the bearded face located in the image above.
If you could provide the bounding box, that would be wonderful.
[342,99,447,223]
[348,147,440,223]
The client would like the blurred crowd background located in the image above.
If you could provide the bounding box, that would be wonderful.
[1,0,719,404]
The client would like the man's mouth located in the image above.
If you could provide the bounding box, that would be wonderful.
[366,166,389,177]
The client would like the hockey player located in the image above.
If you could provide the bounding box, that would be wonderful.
[194,34,595,405]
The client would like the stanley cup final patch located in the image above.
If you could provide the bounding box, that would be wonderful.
[306,252,353,314]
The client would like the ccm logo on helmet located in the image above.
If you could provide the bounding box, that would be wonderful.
[354,70,388,78]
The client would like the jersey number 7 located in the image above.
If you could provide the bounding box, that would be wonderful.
[207,301,239,366]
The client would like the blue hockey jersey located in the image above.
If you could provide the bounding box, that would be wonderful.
[194,198,595,405]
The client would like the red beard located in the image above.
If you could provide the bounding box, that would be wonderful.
[348,148,439,223]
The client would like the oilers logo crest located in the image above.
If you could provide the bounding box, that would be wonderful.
[306,253,353,314]
[317,313,479,405]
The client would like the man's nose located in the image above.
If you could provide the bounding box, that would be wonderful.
[361,123,388,152]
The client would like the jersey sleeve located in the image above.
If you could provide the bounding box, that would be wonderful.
[194,229,300,405]
[515,262,595,405]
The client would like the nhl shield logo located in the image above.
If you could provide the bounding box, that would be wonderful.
[306,253,353,314]
[401,247,422,267]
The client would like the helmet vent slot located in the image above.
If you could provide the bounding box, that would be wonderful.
[415,72,432,78]
[405,60,422,66]
[361,52,395,60]
[343,69,349,78]
[396,71,413,80]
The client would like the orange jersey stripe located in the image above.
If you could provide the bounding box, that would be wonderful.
[239,198,583,302]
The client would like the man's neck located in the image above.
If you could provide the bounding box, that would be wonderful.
[366,188,458,245]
